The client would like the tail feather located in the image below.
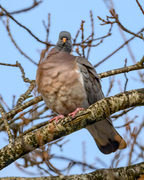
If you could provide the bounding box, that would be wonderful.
[86,119,127,154]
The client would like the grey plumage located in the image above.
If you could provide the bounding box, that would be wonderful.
[56,31,72,53]
[36,31,126,154]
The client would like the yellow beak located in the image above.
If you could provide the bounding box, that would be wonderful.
[62,38,67,43]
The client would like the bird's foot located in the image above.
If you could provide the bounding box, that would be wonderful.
[68,108,84,118]
[50,115,64,123]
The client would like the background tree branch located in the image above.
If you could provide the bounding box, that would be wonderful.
[1,162,144,180]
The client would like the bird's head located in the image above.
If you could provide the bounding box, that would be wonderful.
[55,31,72,53]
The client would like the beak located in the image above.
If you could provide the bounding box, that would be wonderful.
[62,38,67,43]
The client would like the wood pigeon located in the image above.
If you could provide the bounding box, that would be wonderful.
[36,31,127,154]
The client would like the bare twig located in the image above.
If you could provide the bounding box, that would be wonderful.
[86,10,94,59]
[0,96,43,125]
[119,27,136,63]
[73,31,111,46]
[0,104,47,132]
[43,13,51,44]
[16,61,33,83]
[0,5,53,46]
[0,61,34,83]
[99,56,144,78]
[53,155,96,171]
[1,18,38,66]
[16,81,36,107]
[115,120,134,129]
[0,101,6,113]
[0,62,17,67]
[136,0,144,14]
[73,29,80,45]
[0,1,42,16]
[0,108,13,143]
[98,9,144,40]
[17,118,50,138]
[95,28,144,67]
[128,120,144,165]
[80,20,85,57]
[0,95,11,111]
[124,59,128,92]
[111,107,135,119]
[106,76,115,97]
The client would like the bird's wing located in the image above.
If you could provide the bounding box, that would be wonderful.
[76,56,126,154]
[76,57,105,107]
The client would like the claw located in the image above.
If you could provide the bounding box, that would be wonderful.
[50,115,64,123]
[68,108,84,118]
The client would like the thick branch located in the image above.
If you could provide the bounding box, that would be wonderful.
[1,162,144,179]
[0,88,144,170]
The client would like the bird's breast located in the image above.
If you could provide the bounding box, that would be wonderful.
[37,62,88,115]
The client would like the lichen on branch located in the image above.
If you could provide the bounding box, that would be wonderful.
[0,88,144,170]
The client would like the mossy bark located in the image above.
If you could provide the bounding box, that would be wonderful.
[0,88,144,170]
[1,162,144,180]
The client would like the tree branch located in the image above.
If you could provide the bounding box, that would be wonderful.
[136,0,144,15]
[0,96,43,125]
[94,28,144,67]
[0,56,143,126]
[0,1,42,16]
[0,88,144,170]
[99,56,144,78]
[0,108,13,143]
[1,19,38,66]
[0,5,52,45]
[1,162,144,179]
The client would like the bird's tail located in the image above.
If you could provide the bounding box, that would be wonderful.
[86,119,127,154]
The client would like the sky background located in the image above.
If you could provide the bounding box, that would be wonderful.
[0,0,144,177]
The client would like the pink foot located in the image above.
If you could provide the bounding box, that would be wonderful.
[69,108,84,118]
[50,115,64,123]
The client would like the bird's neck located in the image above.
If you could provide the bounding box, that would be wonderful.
[55,45,71,53]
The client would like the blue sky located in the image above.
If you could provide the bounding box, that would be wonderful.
[0,0,144,177]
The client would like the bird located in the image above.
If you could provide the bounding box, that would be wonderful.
[36,31,127,154]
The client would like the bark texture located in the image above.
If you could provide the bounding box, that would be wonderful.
[1,162,144,180]
[0,88,144,170]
